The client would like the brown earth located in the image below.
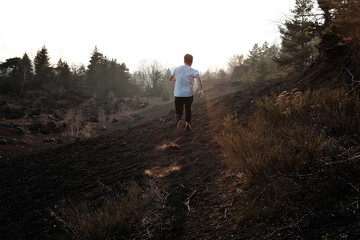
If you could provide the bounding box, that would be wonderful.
[0,79,359,239]
[0,37,359,239]
[0,81,247,161]
[0,80,286,239]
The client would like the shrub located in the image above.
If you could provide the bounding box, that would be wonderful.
[51,182,152,240]
[216,86,360,183]
[134,93,141,102]
[216,86,360,234]
[106,90,116,103]
[62,110,93,139]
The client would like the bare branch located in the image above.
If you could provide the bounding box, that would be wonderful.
[184,190,197,211]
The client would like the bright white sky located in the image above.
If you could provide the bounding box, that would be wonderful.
[1,0,294,73]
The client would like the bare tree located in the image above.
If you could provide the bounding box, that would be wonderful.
[227,54,244,74]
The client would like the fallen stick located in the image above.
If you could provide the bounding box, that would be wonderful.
[184,190,197,211]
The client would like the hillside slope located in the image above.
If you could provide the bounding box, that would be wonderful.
[0,80,283,239]
[1,37,359,239]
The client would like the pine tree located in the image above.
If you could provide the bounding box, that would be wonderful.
[87,46,105,90]
[87,47,133,97]
[318,0,360,40]
[264,44,280,79]
[105,59,132,97]
[255,57,269,81]
[20,53,33,91]
[275,0,317,76]
[0,57,22,92]
[34,45,52,86]
[317,0,360,77]
[56,59,72,90]
[246,43,262,71]
[240,42,279,81]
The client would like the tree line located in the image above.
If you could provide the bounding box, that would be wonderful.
[1,0,359,96]
[0,46,172,100]
[228,0,359,82]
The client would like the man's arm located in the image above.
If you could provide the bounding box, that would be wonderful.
[195,74,204,97]
[170,76,176,81]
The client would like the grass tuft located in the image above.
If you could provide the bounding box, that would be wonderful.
[51,182,152,240]
[62,110,94,139]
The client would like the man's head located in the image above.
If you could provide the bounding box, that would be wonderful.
[184,54,193,66]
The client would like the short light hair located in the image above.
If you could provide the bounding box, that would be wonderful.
[184,54,193,65]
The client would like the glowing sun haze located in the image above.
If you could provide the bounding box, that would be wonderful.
[1,0,294,72]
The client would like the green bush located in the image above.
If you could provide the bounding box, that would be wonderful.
[134,93,141,102]
[107,90,116,102]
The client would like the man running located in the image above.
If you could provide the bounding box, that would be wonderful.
[170,54,204,134]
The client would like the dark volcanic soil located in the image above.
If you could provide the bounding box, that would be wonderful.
[0,80,271,239]
[0,77,359,239]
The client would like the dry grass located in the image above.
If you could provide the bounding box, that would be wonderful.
[62,110,94,139]
[216,86,360,232]
[51,182,152,240]
[119,103,133,118]
[216,87,360,182]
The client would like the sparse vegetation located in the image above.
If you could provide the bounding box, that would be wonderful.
[1,0,360,239]
[51,182,152,240]
[62,110,94,139]
[216,86,360,234]
[106,90,116,103]
[217,86,360,180]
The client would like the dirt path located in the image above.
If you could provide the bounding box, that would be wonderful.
[0,81,280,239]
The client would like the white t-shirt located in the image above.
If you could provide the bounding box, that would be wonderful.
[171,65,199,97]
